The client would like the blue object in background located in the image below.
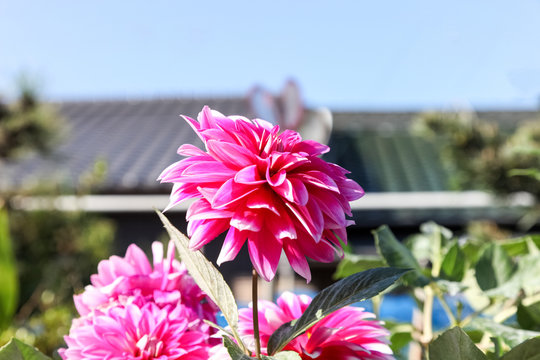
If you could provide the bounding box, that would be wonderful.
[356,293,475,330]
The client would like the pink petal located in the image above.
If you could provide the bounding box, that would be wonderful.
[181,161,236,182]
[266,168,287,187]
[212,178,257,209]
[182,115,204,141]
[245,189,280,216]
[230,209,263,232]
[187,198,234,221]
[269,152,310,173]
[300,170,339,192]
[177,144,207,157]
[188,219,229,250]
[247,232,282,282]
[291,140,330,156]
[125,244,152,275]
[284,202,318,240]
[312,191,347,228]
[206,139,256,169]
[217,227,247,265]
[283,241,311,282]
[235,164,266,185]
[267,210,297,240]
[338,178,365,201]
[198,106,218,130]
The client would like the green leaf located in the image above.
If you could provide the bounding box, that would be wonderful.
[385,321,414,355]
[0,209,18,330]
[469,318,540,348]
[0,338,51,360]
[518,301,540,331]
[441,241,466,282]
[485,253,540,298]
[334,253,385,279]
[500,337,540,360]
[271,351,302,360]
[429,327,487,360]
[223,336,253,360]
[373,225,429,286]
[500,235,540,257]
[420,221,453,242]
[157,211,244,349]
[474,243,515,291]
[267,266,409,355]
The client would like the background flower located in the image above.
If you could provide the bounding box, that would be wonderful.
[237,292,394,360]
[60,241,219,359]
[60,296,209,360]
[159,106,364,281]
[73,241,217,331]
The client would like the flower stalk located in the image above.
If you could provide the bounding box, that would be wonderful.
[252,269,262,359]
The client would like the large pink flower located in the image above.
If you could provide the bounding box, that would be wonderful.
[236,292,394,360]
[61,241,219,359]
[60,296,210,360]
[73,241,218,330]
[159,106,364,281]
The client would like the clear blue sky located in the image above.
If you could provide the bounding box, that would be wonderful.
[2,0,540,110]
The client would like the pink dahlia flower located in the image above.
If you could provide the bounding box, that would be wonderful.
[60,296,210,360]
[158,106,364,281]
[237,292,394,360]
[73,241,218,331]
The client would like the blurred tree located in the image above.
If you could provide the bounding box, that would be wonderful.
[412,111,540,230]
[412,111,540,197]
[0,86,115,357]
[0,84,62,160]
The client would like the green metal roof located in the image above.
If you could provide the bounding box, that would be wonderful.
[326,131,449,193]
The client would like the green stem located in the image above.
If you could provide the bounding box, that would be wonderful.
[252,269,262,359]
[459,300,493,328]
[422,285,434,357]
[432,284,457,326]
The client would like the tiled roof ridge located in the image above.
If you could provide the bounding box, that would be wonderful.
[48,95,250,106]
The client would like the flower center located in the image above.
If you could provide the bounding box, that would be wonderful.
[135,334,164,359]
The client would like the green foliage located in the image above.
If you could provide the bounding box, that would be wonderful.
[429,327,487,360]
[373,225,429,286]
[0,338,50,360]
[0,209,18,331]
[157,210,245,352]
[157,211,407,359]
[499,337,540,360]
[336,221,540,359]
[411,111,503,191]
[0,86,63,160]
[430,327,540,360]
[474,243,515,291]
[468,318,540,348]
[517,301,540,331]
[267,267,409,355]
[412,111,540,202]
[9,209,114,317]
[440,241,466,281]
[333,254,385,279]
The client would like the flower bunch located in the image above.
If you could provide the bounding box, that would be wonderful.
[234,292,394,360]
[159,106,364,282]
[59,241,218,360]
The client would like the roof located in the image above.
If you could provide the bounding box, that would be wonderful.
[1,96,537,198]
[0,97,254,193]
[3,97,536,226]
[332,110,539,132]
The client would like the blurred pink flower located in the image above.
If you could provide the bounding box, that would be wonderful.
[74,241,218,331]
[237,292,394,360]
[60,296,210,360]
[159,106,364,281]
[61,241,219,359]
